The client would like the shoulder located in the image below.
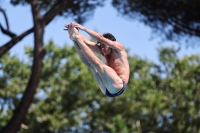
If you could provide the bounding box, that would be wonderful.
[106,40,125,51]
[112,41,124,49]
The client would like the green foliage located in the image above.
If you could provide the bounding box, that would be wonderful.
[112,0,200,46]
[9,0,105,24]
[0,52,30,127]
[0,41,200,132]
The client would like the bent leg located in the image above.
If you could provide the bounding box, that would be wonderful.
[74,36,123,93]
[69,26,123,94]
[94,64,123,94]
[73,41,91,68]
[90,68,107,95]
[73,41,107,94]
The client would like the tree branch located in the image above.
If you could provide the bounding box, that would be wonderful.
[0,7,16,38]
[0,24,16,37]
[0,7,9,30]
[0,28,33,57]
[43,0,74,25]
[0,0,74,57]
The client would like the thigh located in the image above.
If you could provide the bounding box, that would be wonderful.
[94,64,123,94]
[90,68,107,95]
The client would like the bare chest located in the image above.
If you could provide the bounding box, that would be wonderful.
[105,51,124,72]
[104,49,130,83]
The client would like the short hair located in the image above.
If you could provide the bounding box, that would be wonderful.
[96,33,116,46]
[102,33,116,41]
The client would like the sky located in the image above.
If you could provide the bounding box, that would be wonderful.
[1,0,199,64]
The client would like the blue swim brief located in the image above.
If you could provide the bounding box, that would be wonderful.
[105,80,127,97]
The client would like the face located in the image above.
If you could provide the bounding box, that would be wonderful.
[100,43,111,55]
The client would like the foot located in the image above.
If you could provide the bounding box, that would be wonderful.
[68,23,80,41]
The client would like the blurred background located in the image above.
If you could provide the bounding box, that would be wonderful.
[0,0,200,133]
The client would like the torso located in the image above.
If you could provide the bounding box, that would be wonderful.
[105,49,130,84]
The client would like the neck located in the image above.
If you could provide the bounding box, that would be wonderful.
[104,48,112,58]
[108,48,112,56]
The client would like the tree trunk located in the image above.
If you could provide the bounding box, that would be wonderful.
[0,0,45,132]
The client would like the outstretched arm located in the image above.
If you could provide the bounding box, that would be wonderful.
[71,22,124,51]
[79,34,102,54]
